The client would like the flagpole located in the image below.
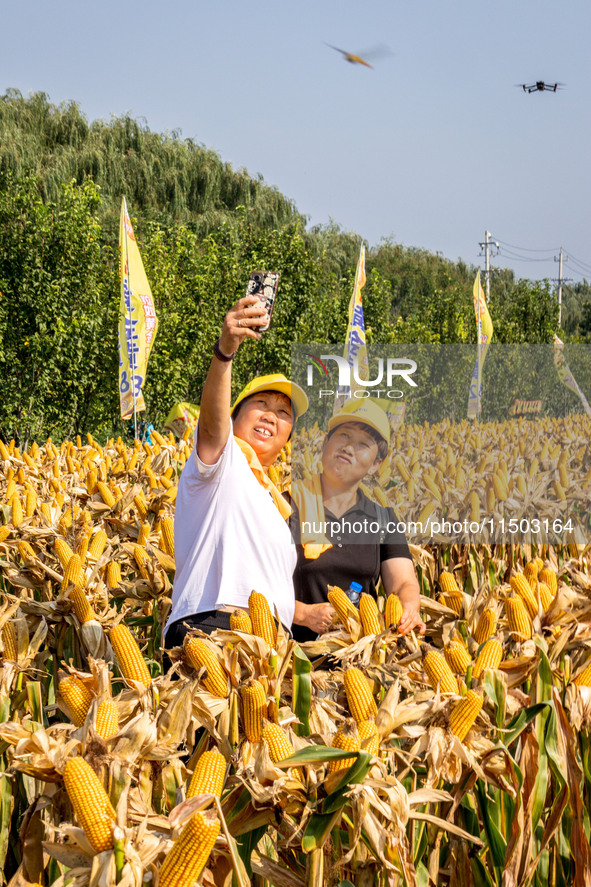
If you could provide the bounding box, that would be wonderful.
[477,269,482,421]
[123,198,138,441]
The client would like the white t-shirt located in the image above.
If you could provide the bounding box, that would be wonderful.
[164,425,296,636]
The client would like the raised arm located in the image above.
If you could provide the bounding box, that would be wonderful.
[197,294,266,465]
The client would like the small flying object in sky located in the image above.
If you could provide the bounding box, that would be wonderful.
[324,43,392,70]
[516,81,565,93]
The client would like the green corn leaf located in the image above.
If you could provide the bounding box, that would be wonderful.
[503,702,550,746]
[275,745,359,767]
[302,811,341,853]
[322,751,372,814]
[292,646,311,737]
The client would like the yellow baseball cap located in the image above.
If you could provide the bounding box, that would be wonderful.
[231,373,308,419]
[327,398,391,445]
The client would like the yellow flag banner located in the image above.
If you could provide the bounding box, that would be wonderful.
[163,402,201,439]
[467,270,493,419]
[118,198,158,420]
[335,244,368,411]
[553,335,591,415]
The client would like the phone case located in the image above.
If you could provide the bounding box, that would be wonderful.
[245,271,279,332]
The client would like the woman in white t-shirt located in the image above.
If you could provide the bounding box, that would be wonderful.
[163,293,332,647]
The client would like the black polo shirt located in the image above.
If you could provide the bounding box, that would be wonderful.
[289,490,412,642]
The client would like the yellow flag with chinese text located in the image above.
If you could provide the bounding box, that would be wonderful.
[335,244,368,411]
[467,270,493,419]
[118,198,158,420]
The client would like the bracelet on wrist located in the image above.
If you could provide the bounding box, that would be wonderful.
[213,338,236,362]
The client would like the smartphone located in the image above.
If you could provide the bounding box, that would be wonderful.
[245,271,279,332]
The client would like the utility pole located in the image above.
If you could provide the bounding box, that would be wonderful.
[553,247,570,327]
[478,231,500,302]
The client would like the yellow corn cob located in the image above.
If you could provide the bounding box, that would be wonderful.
[61,554,85,591]
[328,719,361,773]
[137,522,151,547]
[359,594,382,636]
[5,479,16,500]
[133,544,151,579]
[10,496,23,528]
[534,556,544,571]
[492,473,508,501]
[248,591,277,649]
[423,649,459,695]
[230,609,253,633]
[133,493,148,521]
[473,608,497,644]
[384,593,403,629]
[268,465,279,486]
[85,469,98,495]
[126,451,138,472]
[18,540,36,562]
[573,659,591,687]
[70,586,94,624]
[158,811,220,887]
[417,501,438,527]
[327,586,358,624]
[469,491,480,523]
[59,675,94,726]
[55,538,75,570]
[539,567,558,596]
[449,690,483,742]
[240,679,268,742]
[0,526,10,544]
[510,575,538,619]
[96,481,115,508]
[440,572,460,594]
[262,722,295,764]
[444,641,472,675]
[76,525,92,563]
[88,530,108,560]
[186,748,227,798]
[110,624,152,689]
[539,582,554,613]
[184,638,228,697]
[357,719,379,756]
[160,516,175,557]
[1,622,18,661]
[25,489,37,518]
[40,502,52,524]
[505,596,533,640]
[523,561,539,585]
[0,441,9,461]
[95,700,119,739]
[63,757,116,852]
[472,638,503,679]
[344,667,378,723]
[106,561,122,590]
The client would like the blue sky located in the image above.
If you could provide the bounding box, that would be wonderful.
[4,0,591,284]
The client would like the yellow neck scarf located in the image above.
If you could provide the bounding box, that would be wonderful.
[290,473,333,559]
[234,437,292,520]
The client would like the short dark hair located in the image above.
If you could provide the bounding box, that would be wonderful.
[327,422,388,461]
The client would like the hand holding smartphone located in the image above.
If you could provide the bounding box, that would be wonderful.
[245,271,279,332]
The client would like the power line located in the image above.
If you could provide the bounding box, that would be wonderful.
[492,236,560,253]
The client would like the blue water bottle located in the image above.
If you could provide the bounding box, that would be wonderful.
[345,581,363,606]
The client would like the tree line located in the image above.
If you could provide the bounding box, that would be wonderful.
[0,90,576,444]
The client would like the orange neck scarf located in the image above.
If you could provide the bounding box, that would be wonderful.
[234,437,292,520]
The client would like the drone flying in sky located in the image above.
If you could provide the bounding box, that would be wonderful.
[517,81,565,93]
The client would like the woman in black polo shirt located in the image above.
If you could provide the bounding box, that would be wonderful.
[290,399,425,643]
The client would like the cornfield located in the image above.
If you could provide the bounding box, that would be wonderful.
[1,430,591,887]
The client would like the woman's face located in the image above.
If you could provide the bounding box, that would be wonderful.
[321,421,382,487]
[232,391,293,467]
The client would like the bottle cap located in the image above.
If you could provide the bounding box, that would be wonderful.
[349,581,363,593]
